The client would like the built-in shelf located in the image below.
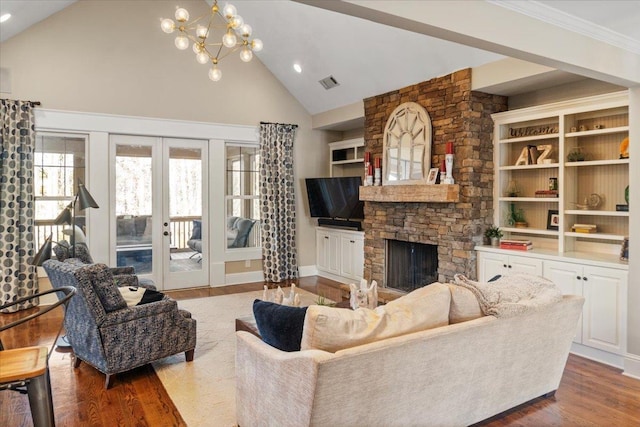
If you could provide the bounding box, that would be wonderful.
[359,184,459,203]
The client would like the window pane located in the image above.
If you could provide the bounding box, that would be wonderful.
[34,134,87,250]
[226,144,260,249]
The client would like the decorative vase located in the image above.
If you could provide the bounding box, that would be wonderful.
[491,237,499,246]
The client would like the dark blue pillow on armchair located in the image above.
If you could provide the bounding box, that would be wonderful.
[252,300,308,352]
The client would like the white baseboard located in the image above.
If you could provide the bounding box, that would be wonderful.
[623,353,640,380]
[570,342,624,369]
[224,270,264,285]
[298,265,318,277]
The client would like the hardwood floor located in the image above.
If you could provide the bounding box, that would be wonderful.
[1,276,639,427]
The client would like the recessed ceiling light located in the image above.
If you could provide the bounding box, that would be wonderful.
[293,63,302,73]
[0,13,11,23]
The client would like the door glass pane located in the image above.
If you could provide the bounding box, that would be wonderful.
[169,147,202,272]
[115,145,153,274]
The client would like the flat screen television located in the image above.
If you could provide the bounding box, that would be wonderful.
[305,177,364,221]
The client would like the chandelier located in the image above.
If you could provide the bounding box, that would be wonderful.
[161,1,263,82]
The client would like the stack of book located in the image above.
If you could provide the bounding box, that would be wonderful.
[571,224,597,233]
[535,190,559,198]
[499,239,533,250]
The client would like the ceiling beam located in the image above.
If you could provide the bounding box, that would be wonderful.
[295,0,640,87]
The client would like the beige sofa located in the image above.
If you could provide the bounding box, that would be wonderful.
[236,281,584,427]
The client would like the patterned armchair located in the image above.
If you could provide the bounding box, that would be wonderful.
[43,260,196,389]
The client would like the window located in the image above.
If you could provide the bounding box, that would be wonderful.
[34,133,87,248]
[225,144,260,248]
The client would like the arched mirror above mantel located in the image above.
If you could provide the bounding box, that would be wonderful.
[382,102,432,185]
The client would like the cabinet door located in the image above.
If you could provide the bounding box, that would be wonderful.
[477,252,508,282]
[316,230,340,274]
[508,255,543,276]
[544,260,584,343]
[340,235,364,280]
[582,266,627,355]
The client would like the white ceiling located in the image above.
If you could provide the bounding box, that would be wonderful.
[1,0,639,118]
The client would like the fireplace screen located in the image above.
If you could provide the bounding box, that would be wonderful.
[386,240,438,292]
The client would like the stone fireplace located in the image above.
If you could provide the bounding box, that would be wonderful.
[362,69,507,286]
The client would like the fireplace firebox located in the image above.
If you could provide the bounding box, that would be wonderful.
[385,240,438,292]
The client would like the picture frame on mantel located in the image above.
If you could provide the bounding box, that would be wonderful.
[426,168,439,184]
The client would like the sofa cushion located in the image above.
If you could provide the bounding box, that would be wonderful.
[93,279,128,312]
[253,300,308,352]
[301,282,451,353]
[118,217,136,237]
[447,284,483,324]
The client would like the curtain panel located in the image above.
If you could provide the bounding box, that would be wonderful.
[259,122,298,283]
[0,99,38,312]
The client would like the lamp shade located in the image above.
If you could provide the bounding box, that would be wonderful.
[77,182,99,210]
[54,204,73,225]
[32,234,53,266]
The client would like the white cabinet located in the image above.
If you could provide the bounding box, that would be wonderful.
[316,227,364,283]
[544,260,627,355]
[477,251,543,282]
[476,246,628,366]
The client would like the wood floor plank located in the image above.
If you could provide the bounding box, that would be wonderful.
[2,276,639,426]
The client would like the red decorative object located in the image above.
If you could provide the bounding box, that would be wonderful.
[441,159,446,171]
[446,141,454,155]
[368,164,373,175]
[374,157,381,168]
[364,152,370,163]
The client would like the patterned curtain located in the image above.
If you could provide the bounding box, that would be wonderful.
[259,122,298,282]
[0,99,38,312]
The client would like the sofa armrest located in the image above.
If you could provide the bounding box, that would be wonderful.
[235,331,334,427]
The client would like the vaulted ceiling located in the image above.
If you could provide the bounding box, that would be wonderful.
[1,0,639,118]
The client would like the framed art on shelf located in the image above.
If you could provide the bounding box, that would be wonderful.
[546,210,559,230]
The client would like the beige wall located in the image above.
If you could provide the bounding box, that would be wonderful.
[0,0,328,268]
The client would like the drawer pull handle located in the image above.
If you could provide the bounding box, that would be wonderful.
[576,276,581,280]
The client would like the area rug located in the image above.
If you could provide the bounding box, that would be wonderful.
[152,288,322,427]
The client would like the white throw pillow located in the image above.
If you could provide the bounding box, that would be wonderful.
[301,282,451,353]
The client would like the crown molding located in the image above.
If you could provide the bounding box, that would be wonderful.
[488,0,640,55]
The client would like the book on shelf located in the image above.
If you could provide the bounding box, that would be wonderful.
[535,190,558,198]
[499,239,532,245]
[571,223,597,233]
[500,243,533,251]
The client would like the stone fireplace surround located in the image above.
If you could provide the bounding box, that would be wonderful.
[362,69,507,287]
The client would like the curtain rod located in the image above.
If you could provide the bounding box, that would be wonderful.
[28,101,41,106]
[260,121,298,128]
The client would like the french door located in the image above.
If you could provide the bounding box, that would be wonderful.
[110,135,208,290]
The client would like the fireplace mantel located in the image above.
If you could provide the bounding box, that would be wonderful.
[359,184,459,203]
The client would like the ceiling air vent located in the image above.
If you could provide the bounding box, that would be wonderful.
[319,75,340,90]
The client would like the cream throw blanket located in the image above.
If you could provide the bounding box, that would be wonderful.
[453,273,562,318]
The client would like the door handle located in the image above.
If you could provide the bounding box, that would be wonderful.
[163,231,169,236]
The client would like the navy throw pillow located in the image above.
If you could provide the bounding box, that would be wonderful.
[253,299,308,352]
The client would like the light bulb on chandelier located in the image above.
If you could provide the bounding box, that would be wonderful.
[161,0,263,82]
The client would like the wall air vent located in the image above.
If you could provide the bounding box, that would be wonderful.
[319,75,340,90]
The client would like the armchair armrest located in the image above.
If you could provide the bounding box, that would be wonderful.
[101,298,178,327]
[113,274,138,288]
[110,266,135,275]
